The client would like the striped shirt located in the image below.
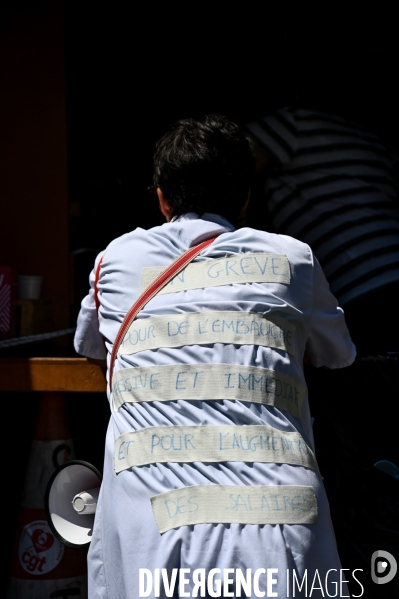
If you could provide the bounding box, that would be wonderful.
[247,107,399,306]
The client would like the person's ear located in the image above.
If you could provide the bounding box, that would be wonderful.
[157,187,172,222]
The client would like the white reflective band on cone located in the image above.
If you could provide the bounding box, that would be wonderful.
[141,252,291,294]
[112,363,304,418]
[118,311,296,356]
[151,485,317,533]
[114,425,318,473]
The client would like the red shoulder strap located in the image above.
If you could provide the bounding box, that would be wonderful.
[94,257,103,313]
[109,236,218,391]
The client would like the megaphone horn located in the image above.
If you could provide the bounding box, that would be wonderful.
[45,460,102,548]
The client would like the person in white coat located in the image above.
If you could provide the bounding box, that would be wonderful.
[74,114,357,598]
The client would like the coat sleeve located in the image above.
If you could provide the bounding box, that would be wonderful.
[74,251,107,360]
[305,252,357,369]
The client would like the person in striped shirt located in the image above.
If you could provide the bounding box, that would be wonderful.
[246,107,399,356]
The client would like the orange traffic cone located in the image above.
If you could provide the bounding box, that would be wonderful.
[7,392,88,598]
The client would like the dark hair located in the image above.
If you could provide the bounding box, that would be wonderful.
[152,114,256,224]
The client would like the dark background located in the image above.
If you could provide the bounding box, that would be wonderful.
[64,7,399,259]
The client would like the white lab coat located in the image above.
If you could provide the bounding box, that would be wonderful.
[75,213,356,598]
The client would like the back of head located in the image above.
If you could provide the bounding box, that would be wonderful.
[153,114,255,225]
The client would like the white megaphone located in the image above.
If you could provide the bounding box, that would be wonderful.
[45,460,102,548]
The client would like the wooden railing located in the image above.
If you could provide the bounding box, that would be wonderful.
[0,357,107,392]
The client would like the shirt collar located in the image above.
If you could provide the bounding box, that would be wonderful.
[172,212,236,231]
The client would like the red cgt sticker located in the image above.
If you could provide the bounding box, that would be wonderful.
[19,520,64,575]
